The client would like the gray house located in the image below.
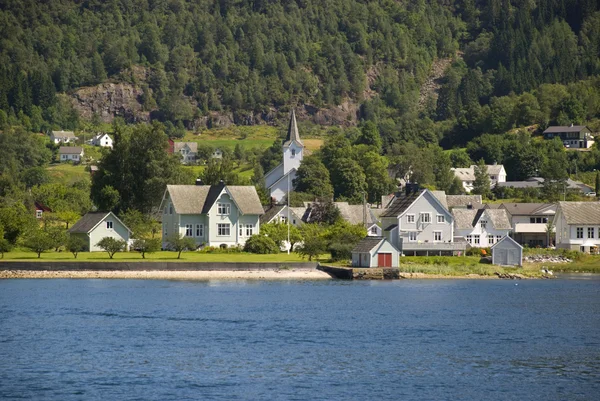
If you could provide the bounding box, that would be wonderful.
[380,188,466,256]
[68,212,132,252]
[543,125,594,149]
[352,237,400,268]
[160,181,264,248]
[491,236,523,266]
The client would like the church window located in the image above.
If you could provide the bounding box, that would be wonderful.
[291,149,296,156]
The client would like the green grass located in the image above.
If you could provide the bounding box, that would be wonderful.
[2,250,325,263]
[46,163,90,185]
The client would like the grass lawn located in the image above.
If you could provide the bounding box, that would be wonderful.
[2,250,324,263]
[46,163,90,185]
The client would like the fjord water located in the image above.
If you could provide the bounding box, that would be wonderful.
[1,277,598,401]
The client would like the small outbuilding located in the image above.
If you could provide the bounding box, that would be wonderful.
[491,235,523,267]
[352,236,400,268]
[68,212,132,252]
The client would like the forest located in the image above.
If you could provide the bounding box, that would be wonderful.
[1,0,600,252]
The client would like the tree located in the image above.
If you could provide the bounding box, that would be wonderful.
[166,233,197,259]
[23,228,55,258]
[200,157,241,185]
[308,201,342,225]
[595,171,600,194]
[96,237,127,259]
[296,235,326,261]
[0,239,11,258]
[132,237,161,259]
[329,158,367,203]
[243,235,279,254]
[293,155,333,198]
[67,235,87,259]
[47,226,68,251]
[472,159,491,198]
[356,121,382,152]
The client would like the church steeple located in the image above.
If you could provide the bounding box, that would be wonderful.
[283,109,303,147]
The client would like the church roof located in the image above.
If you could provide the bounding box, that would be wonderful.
[283,109,303,147]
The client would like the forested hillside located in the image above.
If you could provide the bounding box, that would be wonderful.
[1,0,598,135]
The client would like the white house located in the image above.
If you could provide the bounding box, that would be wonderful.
[452,164,506,193]
[174,142,198,164]
[453,208,512,248]
[352,237,400,268]
[264,110,304,203]
[380,187,466,256]
[68,212,132,252]
[260,205,304,227]
[499,203,556,247]
[555,201,600,254]
[160,181,264,248]
[59,146,84,162]
[491,236,523,266]
[50,130,78,144]
[89,133,113,148]
[212,148,223,159]
[543,125,594,149]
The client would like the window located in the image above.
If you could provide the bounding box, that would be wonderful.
[480,220,487,229]
[474,235,480,245]
[490,175,496,180]
[36,210,43,218]
[407,214,415,223]
[434,231,442,242]
[164,228,167,237]
[169,205,173,215]
[543,218,548,223]
[185,224,193,237]
[370,226,378,235]
[408,232,417,242]
[245,224,254,236]
[496,235,502,243]
[196,224,203,237]
[576,227,584,239]
[106,221,113,230]
[420,213,431,223]
[291,149,296,156]
[218,203,230,215]
[218,223,230,236]
[588,227,594,239]
[488,235,495,245]
[437,215,445,223]
[466,235,473,244]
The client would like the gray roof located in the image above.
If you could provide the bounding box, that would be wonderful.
[260,205,285,224]
[543,125,588,133]
[431,190,448,210]
[334,202,377,225]
[52,130,76,138]
[380,190,422,218]
[283,109,303,147]
[446,195,482,209]
[166,184,264,215]
[453,209,512,230]
[173,142,198,152]
[558,202,600,225]
[498,178,593,193]
[59,146,83,154]
[352,237,385,253]
[289,207,311,222]
[68,212,131,234]
[501,203,556,216]
[453,167,475,181]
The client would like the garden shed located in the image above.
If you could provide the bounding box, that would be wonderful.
[491,236,523,267]
[68,212,132,252]
[351,237,400,268]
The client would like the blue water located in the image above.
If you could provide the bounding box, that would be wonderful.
[1,276,599,401]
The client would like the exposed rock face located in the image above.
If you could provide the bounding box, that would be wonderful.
[71,83,150,123]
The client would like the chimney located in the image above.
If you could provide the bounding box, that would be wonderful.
[467,202,473,210]
[219,179,225,185]
[571,123,574,127]
[405,183,420,196]
[195,179,203,186]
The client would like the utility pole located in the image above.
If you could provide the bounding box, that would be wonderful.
[287,173,290,254]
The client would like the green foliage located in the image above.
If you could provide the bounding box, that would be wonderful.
[307,201,342,225]
[166,233,197,259]
[132,237,161,259]
[243,235,280,254]
[293,155,333,199]
[328,242,354,262]
[22,228,54,258]
[473,158,491,198]
[120,209,160,239]
[96,237,127,259]
[200,158,242,185]
[260,223,302,250]
[67,235,87,259]
[296,236,327,261]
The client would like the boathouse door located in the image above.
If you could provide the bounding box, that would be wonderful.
[378,253,392,268]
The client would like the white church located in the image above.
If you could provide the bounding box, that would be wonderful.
[264,110,304,203]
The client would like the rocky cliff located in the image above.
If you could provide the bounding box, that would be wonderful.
[71,82,150,123]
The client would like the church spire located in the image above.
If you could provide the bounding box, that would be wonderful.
[283,109,303,147]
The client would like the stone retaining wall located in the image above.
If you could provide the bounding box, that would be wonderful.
[0,261,318,271]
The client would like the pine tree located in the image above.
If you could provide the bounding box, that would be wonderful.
[472,158,491,198]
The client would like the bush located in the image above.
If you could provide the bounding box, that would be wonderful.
[198,245,243,254]
[328,242,353,262]
[466,247,490,257]
[243,235,279,254]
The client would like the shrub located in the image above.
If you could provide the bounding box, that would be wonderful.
[243,235,279,254]
[67,235,87,258]
[328,242,353,262]
[96,237,127,259]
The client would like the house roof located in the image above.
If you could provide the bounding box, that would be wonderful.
[260,205,286,224]
[59,146,83,154]
[501,203,556,216]
[453,168,475,181]
[490,235,523,250]
[334,202,377,225]
[558,202,600,225]
[453,209,512,230]
[34,202,52,212]
[479,164,504,175]
[352,237,385,253]
[380,190,422,218]
[446,195,483,209]
[174,142,198,152]
[52,130,76,138]
[543,125,588,133]
[431,191,448,210]
[166,184,264,215]
[68,212,131,234]
[283,109,303,147]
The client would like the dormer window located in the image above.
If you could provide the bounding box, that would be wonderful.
[480,220,487,229]
[218,203,230,215]
[291,149,296,157]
